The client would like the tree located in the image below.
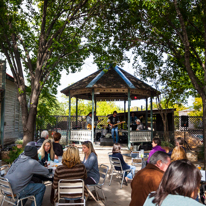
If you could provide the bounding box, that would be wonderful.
[96,0,206,164]
[0,0,110,145]
[188,97,203,116]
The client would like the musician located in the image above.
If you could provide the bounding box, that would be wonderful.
[108,111,120,143]
[130,113,137,131]
[135,119,144,131]
[85,112,92,129]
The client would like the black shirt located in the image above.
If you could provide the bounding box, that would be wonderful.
[53,142,63,156]
[109,115,119,126]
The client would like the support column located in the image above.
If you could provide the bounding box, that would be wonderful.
[128,89,131,148]
[92,89,95,143]
[145,98,148,130]
[150,96,153,140]
[95,99,97,112]
[68,91,71,144]
[76,98,78,127]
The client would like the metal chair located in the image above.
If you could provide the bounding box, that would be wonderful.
[57,179,85,205]
[131,151,143,168]
[0,177,36,206]
[109,157,132,189]
[0,165,10,177]
[87,164,109,205]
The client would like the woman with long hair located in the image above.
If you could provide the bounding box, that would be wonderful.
[82,141,100,185]
[52,146,87,202]
[143,159,202,206]
[38,139,54,165]
[171,146,187,162]
[112,143,136,185]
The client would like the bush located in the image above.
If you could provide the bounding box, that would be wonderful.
[161,141,174,148]
[15,139,23,144]
[3,146,24,164]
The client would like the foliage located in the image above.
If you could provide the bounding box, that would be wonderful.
[3,146,24,164]
[161,141,174,148]
[188,97,203,116]
[0,0,115,144]
[15,139,23,145]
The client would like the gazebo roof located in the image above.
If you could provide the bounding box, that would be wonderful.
[61,66,160,101]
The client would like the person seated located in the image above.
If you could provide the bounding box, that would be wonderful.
[51,146,87,203]
[53,132,63,158]
[135,119,144,131]
[130,151,171,206]
[5,146,49,206]
[147,138,166,162]
[171,146,187,162]
[143,159,202,206]
[168,137,186,156]
[82,141,100,185]
[38,139,54,165]
[112,143,136,185]
[37,130,49,145]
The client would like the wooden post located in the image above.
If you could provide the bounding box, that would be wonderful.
[128,89,131,148]
[124,99,126,122]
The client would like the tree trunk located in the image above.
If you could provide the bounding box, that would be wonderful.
[203,97,206,170]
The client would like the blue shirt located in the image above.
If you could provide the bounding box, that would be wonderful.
[112,153,130,170]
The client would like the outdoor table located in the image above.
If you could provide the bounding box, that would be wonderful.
[47,160,62,178]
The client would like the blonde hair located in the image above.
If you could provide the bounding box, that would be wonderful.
[171,146,187,162]
[38,139,54,160]
[62,146,81,168]
[82,141,97,156]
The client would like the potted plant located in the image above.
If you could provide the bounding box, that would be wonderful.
[15,139,23,148]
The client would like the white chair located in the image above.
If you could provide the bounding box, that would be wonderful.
[109,157,132,189]
[57,179,85,206]
[87,164,109,205]
[0,177,36,206]
[131,151,143,168]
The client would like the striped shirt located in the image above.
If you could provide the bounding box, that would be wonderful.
[52,163,88,202]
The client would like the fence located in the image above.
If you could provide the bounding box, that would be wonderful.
[37,115,203,146]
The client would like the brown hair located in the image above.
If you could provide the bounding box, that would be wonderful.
[150,159,201,205]
[82,141,97,156]
[112,143,121,153]
[62,146,81,168]
[153,137,161,146]
[53,132,61,141]
[176,137,184,146]
[171,146,187,162]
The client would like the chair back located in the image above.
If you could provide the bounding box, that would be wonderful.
[58,179,84,202]
[98,164,109,186]
[0,177,15,200]
[110,157,123,171]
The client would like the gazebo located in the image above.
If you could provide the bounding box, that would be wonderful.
[61,65,160,148]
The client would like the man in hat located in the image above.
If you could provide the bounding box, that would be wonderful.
[135,119,144,131]
[5,146,49,206]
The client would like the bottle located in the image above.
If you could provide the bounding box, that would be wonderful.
[44,161,47,167]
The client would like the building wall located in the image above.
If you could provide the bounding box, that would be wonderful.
[3,79,23,144]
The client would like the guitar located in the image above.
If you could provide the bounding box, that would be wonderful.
[109,121,126,129]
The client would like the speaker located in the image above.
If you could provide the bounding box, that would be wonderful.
[181,116,188,127]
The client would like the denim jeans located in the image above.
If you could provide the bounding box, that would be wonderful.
[17,183,46,206]
[111,127,119,143]
[126,165,136,179]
